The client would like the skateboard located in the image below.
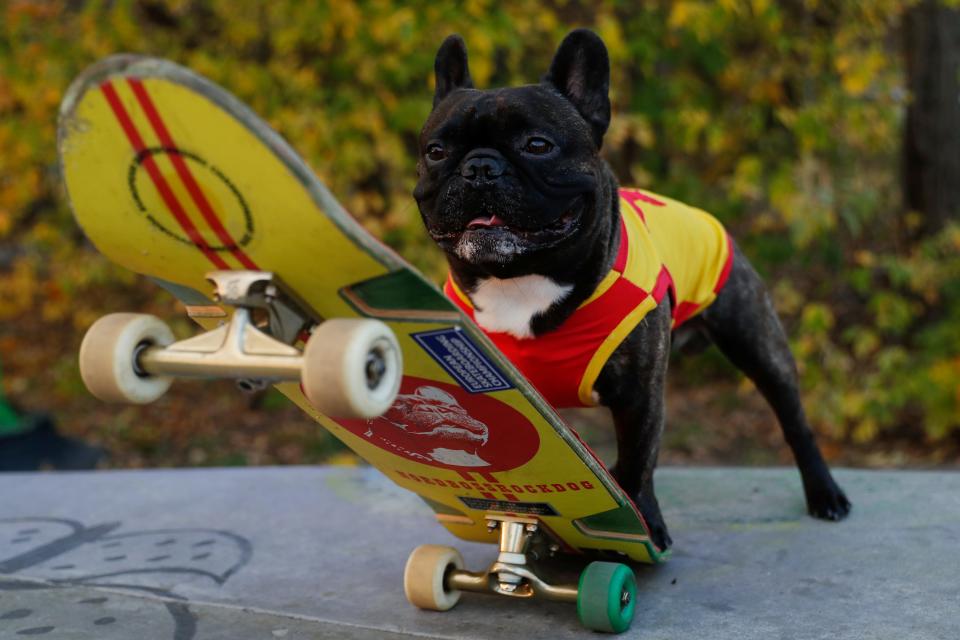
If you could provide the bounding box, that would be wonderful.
[58,55,668,633]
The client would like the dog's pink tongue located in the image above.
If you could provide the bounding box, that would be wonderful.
[466,215,506,229]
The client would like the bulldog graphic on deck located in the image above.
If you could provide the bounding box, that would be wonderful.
[374,386,490,467]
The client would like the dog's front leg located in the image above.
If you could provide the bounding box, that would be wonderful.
[594,302,673,550]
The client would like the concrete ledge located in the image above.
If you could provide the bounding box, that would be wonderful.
[1,466,956,639]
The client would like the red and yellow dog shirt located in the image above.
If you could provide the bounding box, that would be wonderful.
[445,189,733,408]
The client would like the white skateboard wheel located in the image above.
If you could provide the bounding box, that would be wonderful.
[403,544,464,611]
[79,313,175,404]
[302,318,401,419]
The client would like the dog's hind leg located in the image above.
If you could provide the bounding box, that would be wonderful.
[698,242,851,520]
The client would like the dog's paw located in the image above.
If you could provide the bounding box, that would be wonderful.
[634,492,673,550]
[805,479,852,521]
[649,522,673,551]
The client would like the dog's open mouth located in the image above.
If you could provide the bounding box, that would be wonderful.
[464,209,579,236]
[431,204,582,247]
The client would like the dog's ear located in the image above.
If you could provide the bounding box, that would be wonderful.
[543,29,611,148]
[434,35,473,107]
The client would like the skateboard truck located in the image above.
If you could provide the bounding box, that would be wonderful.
[405,515,637,633]
[138,271,312,382]
[447,516,578,601]
[78,271,403,419]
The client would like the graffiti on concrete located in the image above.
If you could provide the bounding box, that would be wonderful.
[0,517,253,639]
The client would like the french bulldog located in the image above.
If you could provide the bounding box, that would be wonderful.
[413,29,851,550]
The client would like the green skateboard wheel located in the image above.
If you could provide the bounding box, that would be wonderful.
[576,561,637,633]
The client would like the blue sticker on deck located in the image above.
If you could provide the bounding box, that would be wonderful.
[412,327,513,393]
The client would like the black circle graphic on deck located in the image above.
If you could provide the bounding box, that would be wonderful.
[127,147,253,250]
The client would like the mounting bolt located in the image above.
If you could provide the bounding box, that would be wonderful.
[487,520,499,532]
[499,582,517,593]
[525,523,538,533]
[549,544,560,554]
[365,349,387,390]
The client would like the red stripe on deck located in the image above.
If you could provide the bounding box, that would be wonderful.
[127,78,259,270]
[100,81,229,270]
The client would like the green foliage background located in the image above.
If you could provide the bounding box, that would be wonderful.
[1,0,958,461]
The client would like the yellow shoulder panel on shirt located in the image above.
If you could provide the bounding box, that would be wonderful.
[637,190,730,314]
[618,195,664,291]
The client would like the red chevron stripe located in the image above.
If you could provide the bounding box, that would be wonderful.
[100,81,229,270]
[127,78,258,270]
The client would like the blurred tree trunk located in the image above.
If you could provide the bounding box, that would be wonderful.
[903,0,960,234]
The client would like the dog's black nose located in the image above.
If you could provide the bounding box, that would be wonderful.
[460,150,506,183]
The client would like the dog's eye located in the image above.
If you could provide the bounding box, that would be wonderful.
[426,143,447,162]
[524,137,554,155]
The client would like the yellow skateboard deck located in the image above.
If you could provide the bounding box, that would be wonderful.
[59,56,667,565]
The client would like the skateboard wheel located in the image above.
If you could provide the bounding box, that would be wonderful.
[577,561,637,633]
[403,544,464,611]
[79,313,175,404]
[302,318,401,419]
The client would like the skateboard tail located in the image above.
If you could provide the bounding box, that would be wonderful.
[59,55,409,277]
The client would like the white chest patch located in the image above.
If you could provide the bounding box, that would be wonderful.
[471,275,572,339]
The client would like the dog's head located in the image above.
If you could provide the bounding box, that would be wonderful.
[413,29,616,279]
